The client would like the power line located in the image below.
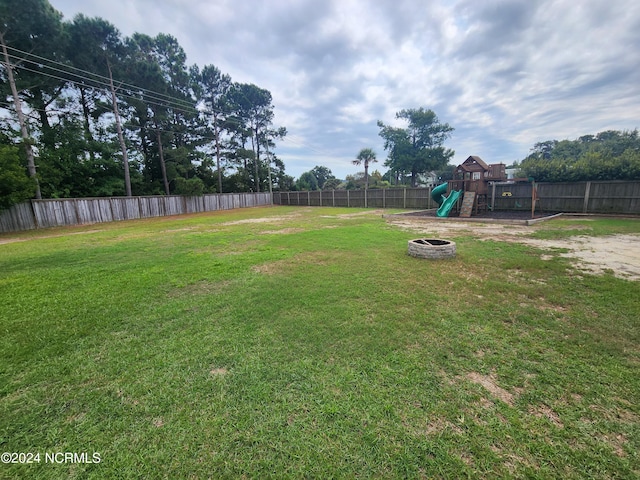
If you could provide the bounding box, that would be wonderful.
[4,44,197,112]
[1,45,299,158]
[5,54,200,118]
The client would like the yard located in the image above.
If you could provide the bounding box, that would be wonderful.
[1,206,639,478]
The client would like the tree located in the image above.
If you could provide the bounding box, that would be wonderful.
[231,83,274,192]
[378,108,454,187]
[0,0,65,199]
[0,2,289,198]
[353,148,377,190]
[309,165,336,190]
[0,140,35,210]
[296,171,318,191]
[323,177,342,190]
[196,64,232,193]
[64,15,123,164]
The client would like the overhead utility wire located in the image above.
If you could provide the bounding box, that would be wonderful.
[3,44,286,124]
[6,55,198,118]
[4,45,295,131]
[3,46,330,157]
[4,45,198,112]
[8,61,202,119]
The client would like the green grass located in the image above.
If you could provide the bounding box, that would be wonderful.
[1,206,639,478]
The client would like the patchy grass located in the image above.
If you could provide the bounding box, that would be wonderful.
[1,207,639,478]
[529,216,640,239]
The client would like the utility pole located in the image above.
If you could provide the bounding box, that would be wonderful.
[265,135,273,197]
[107,58,132,197]
[0,33,41,199]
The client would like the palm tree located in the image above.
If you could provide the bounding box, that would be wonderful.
[353,148,377,190]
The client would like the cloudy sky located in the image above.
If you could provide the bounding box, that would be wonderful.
[51,0,640,180]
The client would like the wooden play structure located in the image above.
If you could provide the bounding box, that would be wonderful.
[449,156,507,216]
[433,156,508,217]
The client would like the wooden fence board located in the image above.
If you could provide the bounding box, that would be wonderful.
[272,182,640,215]
[0,193,272,233]
[0,202,36,231]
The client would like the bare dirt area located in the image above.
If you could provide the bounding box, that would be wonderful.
[387,213,640,281]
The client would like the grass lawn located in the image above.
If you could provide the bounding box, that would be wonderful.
[1,206,639,478]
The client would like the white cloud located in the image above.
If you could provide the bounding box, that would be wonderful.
[51,0,640,179]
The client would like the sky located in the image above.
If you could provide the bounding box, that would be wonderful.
[50,0,640,180]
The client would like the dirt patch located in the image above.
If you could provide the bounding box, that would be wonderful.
[321,209,384,219]
[387,216,640,280]
[252,251,337,275]
[260,228,305,235]
[529,404,564,428]
[521,234,640,280]
[210,367,228,377]
[466,372,517,406]
[220,216,293,226]
[0,228,104,245]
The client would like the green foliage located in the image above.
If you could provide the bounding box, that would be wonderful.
[519,129,640,182]
[173,176,204,196]
[353,147,377,189]
[296,171,319,191]
[309,165,335,189]
[0,142,35,209]
[0,1,289,198]
[378,108,454,187]
[323,177,342,190]
[296,166,337,191]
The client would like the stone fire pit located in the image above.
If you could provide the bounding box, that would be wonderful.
[408,239,456,259]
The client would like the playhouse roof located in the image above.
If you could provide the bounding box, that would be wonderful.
[457,155,489,172]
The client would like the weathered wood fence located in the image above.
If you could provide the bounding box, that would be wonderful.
[273,188,435,209]
[3,181,638,233]
[0,192,271,233]
[274,181,640,215]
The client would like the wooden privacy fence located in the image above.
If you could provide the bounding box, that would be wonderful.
[0,192,271,233]
[273,188,435,209]
[492,181,640,214]
[274,181,640,215]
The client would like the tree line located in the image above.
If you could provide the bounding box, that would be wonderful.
[0,0,292,210]
[517,130,640,182]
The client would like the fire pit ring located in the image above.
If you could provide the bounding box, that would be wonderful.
[408,238,456,259]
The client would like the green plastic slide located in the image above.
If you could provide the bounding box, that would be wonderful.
[436,189,462,217]
[431,182,448,206]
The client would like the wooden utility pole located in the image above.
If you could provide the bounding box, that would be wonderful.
[265,137,273,197]
[0,33,41,199]
[213,114,223,194]
[107,59,132,197]
[156,128,170,195]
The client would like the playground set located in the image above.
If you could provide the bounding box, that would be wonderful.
[431,155,513,218]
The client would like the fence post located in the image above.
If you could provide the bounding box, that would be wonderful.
[347,190,350,207]
[332,189,335,207]
[30,199,39,228]
[307,191,310,206]
[491,182,496,211]
[383,188,385,209]
[319,189,322,206]
[583,181,591,214]
[365,189,368,208]
[403,188,406,209]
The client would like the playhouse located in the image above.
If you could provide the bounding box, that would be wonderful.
[432,156,508,217]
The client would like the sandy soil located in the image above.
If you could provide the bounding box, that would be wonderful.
[386,215,640,281]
